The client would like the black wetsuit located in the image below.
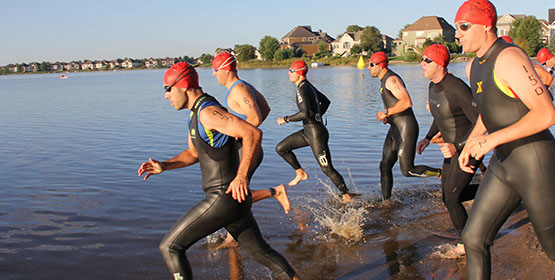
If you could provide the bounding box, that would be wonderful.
[276,80,349,195]
[378,70,441,199]
[159,94,296,279]
[425,73,481,235]
[462,38,555,279]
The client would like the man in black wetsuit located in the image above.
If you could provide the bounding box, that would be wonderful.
[416,44,481,255]
[276,60,352,202]
[137,62,299,280]
[368,52,441,200]
[455,1,555,279]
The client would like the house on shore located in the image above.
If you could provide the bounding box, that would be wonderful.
[398,16,455,55]
[280,26,335,57]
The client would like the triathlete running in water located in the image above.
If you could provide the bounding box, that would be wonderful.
[368,52,441,200]
[212,51,290,214]
[455,1,555,279]
[276,60,352,202]
[137,62,299,280]
[416,44,481,256]
[537,48,555,93]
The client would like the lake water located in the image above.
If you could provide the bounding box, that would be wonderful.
[0,64,514,279]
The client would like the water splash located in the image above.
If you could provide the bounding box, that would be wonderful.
[300,175,368,243]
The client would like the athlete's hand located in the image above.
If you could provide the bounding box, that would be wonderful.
[438,143,457,158]
[138,158,163,180]
[277,117,287,126]
[465,135,495,162]
[417,138,429,154]
[376,111,388,124]
[458,146,476,173]
[226,175,249,203]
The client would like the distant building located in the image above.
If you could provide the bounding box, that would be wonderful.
[95,60,108,70]
[401,16,455,53]
[145,58,159,68]
[121,59,140,69]
[82,61,95,70]
[331,31,363,57]
[50,62,66,72]
[280,25,335,57]
[497,13,552,44]
[160,57,175,67]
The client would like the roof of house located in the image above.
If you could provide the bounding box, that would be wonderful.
[282,26,335,42]
[404,16,455,32]
[549,8,555,24]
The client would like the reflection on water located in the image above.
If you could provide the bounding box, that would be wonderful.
[0,64,523,279]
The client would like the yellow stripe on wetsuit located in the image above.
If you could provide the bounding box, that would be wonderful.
[493,70,518,98]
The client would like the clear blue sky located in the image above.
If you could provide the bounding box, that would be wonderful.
[1,0,553,66]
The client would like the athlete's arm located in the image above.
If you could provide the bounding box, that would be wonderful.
[200,105,262,203]
[464,47,555,161]
[283,85,311,122]
[252,87,271,122]
[138,135,199,180]
[458,115,488,173]
[228,83,263,126]
[417,120,439,154]
[452,83,479,150]
[383,75,412,116]
[534,62,554,87]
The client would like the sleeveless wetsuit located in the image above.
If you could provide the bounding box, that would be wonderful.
[159,94,296,279]
[224,80,263,179]
[461,38,555,279]
[275,80,349,195]
[379,70,441,199]
[425,73,481,234]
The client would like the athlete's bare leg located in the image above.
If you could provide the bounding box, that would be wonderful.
[252,189,270,202]
[288,168,309,186]
[273,184,290,214]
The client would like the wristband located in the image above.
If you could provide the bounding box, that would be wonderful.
[383,109,389,117]
[283,116,289,123]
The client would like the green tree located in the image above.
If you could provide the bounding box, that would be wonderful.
[509,16,543,56]
[346,25,363,33]
[233,44,257,62]
[274,49,286,61]
[199,53,214,64]
[313,42,331,58]
[181,56,196,64]
[39,62,49,72]
[0,67,8,75]
[350,44,362,55]
[259,36,280,61]
[292,47,305,58]
[360,26,384,53]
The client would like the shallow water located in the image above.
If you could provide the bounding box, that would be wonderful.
[0,64,539,279]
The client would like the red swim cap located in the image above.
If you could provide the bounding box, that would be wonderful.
[369,52,388,68]
[424,44,450,67]
[500,35,513,43]
[212,52,237,71]
[537,48,553,64]
[455,0,497,27]
[164,62,199,90]
[290,60,308,76]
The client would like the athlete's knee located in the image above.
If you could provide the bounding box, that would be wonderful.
[275,143,288,156]
[461,226,486,251]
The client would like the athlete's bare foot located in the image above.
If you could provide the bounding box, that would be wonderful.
[288,169,308,186]
[341,193,353,203]
[273,184,290,214]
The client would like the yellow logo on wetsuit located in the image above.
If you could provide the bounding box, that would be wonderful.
[476,81,483,94]
[380,87,384,94]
